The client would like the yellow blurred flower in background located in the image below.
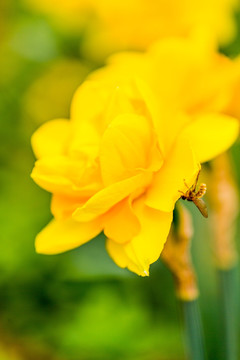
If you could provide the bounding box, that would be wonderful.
[23,0,238,60]
[31,38,239,276]
[86,0,238,52]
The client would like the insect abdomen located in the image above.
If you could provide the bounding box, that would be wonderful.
[193,198,208,218]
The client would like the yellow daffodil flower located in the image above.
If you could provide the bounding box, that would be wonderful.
[31,38,239,276]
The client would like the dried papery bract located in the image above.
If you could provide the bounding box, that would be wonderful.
[161,205,206,360]
[161,205,198,301]
[208,153,239,269]
[208,152,239,360]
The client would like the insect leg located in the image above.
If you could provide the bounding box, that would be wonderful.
[183,179,189,189]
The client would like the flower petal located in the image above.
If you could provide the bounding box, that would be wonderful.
[145,137,200,212]
[106,238,147,276]
[106,197,173,276]
[36,217,103,254]
[124,199,173,275]
[31,119,71,159]
[103,197,140,244]
[51,194,84,220]
[31,156,102,196]
[148,39,240,113]
[71,80,110,130]
[180,113,239,163]
[73,172,152,222]
[70,81,110,160]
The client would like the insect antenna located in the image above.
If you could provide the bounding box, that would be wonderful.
[192,169,201,192]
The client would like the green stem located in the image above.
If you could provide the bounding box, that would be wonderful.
[181,299,207,360]
[218,266,239,360]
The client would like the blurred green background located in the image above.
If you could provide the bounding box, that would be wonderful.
[0,1,240,359]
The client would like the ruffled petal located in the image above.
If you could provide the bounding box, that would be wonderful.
[145,137,200,212]
[31,119,71,159]
[99,113,162,186]
[101,84,136,121]
[73,172,152,222]
[69,81,139,160]
[180,113,239,163]
[31,156,102,196]
[36,217,103,254]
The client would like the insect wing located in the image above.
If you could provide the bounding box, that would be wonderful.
[193,198,208,218]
